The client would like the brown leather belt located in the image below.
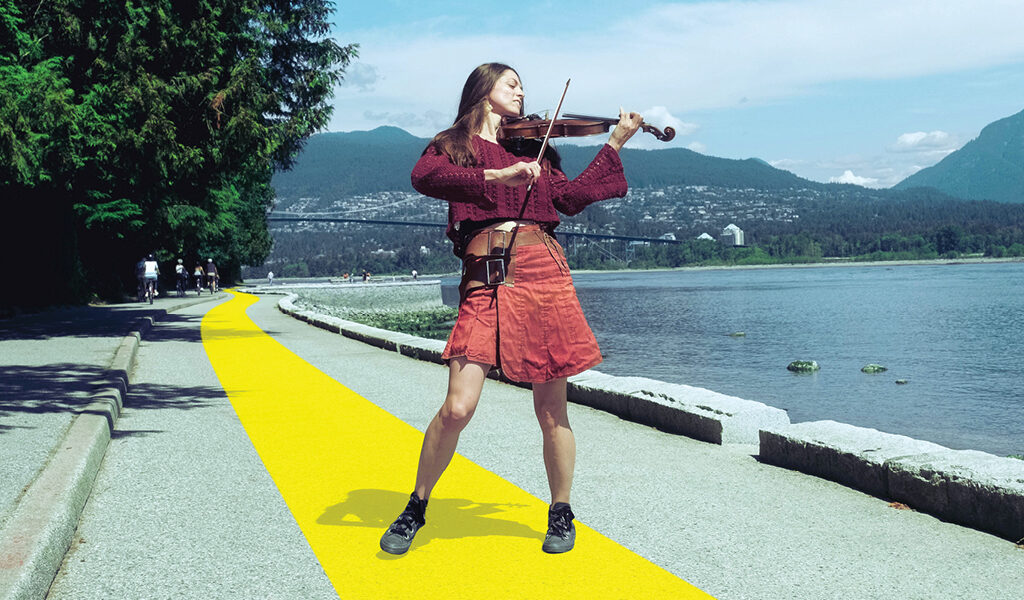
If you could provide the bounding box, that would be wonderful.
[460,223,549,296]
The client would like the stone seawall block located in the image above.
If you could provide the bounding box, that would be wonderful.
[759,420,946,497]
[760,420,1024,542]
[397,338,447,365]
[887,450,1024,542]
[568,370,789,445]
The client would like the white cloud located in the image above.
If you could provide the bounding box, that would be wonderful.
[829,170,880,187]
[892,130,957,152]
[330,0,1024,136]
[640,106,699,137]
[340,62,381,92]
[362,109,448,130]
[769,158,805,171]
[687,141,707,153]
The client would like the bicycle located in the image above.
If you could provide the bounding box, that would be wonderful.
[207,274,219,294]
[195,274,204,296]
[176,273,187,297]
[145,278,157,304]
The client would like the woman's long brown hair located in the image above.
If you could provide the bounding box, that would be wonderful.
[428,63,560,171]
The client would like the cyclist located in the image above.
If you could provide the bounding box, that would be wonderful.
[175,259,188,297]
[143,254,159,303]
[193,262,205,295]
[206,258,219,293]
[135,257,147,301]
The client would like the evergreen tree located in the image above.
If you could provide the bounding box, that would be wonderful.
[0,0,355,308]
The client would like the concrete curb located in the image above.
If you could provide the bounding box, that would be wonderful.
[760,420,1024,542]
[0,297,217,600]
[277,291,1024,544]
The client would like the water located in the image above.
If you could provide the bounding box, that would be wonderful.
[569,262,1024,457]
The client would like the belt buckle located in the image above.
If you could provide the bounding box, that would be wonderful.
[487,230,508,255]
[485,258,506,285]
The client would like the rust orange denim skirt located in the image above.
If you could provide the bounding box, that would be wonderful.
[441,230,602,383]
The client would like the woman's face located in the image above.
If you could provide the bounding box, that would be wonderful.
[487,70,524,118]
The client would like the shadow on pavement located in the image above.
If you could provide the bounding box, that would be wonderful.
[0,363,225,432]
[318,488,541,553]
[124,382,224,411]
[0,363,112,416]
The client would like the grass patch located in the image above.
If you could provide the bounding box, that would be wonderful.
[347,307,457,340]
[294,284,457,340]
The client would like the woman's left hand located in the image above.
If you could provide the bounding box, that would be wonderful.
[607,108,643,151]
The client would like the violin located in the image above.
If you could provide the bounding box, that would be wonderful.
[499,113,676,143]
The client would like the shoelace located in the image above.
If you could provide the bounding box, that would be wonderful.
[548,508,574,537]
[389,506,424,537]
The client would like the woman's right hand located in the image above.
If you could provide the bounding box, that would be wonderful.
[485,160,541,187]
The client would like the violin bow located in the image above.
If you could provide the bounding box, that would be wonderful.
[526,78,570,195]
[536,79,570,164]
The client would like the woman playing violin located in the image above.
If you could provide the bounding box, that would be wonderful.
[380,62,642,555]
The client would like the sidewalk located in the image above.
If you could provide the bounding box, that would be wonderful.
[0,294,218,600]
[2,291,1023,599]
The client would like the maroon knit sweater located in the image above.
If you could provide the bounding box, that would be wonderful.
[411,136,627,256]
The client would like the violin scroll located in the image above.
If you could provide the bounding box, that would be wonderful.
[642,123,675,142]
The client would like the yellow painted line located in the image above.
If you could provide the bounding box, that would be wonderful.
[202,291,713,599]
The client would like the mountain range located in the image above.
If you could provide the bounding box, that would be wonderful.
[271,126,828,203]
[273,108,1023,205]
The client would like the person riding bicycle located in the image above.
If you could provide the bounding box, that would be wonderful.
[175,259,188,296]
[205,258,219,291]
[193,262,205,290]
[143,254,159,300]
[135,257,147,301]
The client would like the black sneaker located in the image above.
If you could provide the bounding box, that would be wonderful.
[380,492,427,555]
[542,502,576,553]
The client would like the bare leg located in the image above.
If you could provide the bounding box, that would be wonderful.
[413,356,489,500]
[533,377,575,505]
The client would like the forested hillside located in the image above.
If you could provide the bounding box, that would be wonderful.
[269,127,823,204]
[895,108,1024,203]
[253,124,1024,278]
[0,0,355,308]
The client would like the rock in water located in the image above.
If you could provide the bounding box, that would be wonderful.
[787,360,820,373]
[861,364,888,374]
[895,379,909,385]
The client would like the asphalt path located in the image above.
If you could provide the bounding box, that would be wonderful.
[45,297,337,599]
[46,292,1024,599]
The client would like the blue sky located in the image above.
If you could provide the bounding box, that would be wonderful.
[326,0,1024,188]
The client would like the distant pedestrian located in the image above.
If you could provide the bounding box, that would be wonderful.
[411,269,418,280]
[267,271,274,285]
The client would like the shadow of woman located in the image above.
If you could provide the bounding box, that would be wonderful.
[318,489,543,556]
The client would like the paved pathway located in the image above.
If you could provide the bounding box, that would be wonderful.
[3,291,1021,599]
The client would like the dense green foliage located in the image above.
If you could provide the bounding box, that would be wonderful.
[0,0,355,308]
[895,109,1024,203]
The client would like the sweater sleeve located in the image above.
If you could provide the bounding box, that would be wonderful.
[410,145,495,208]
[548,144,628,216]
